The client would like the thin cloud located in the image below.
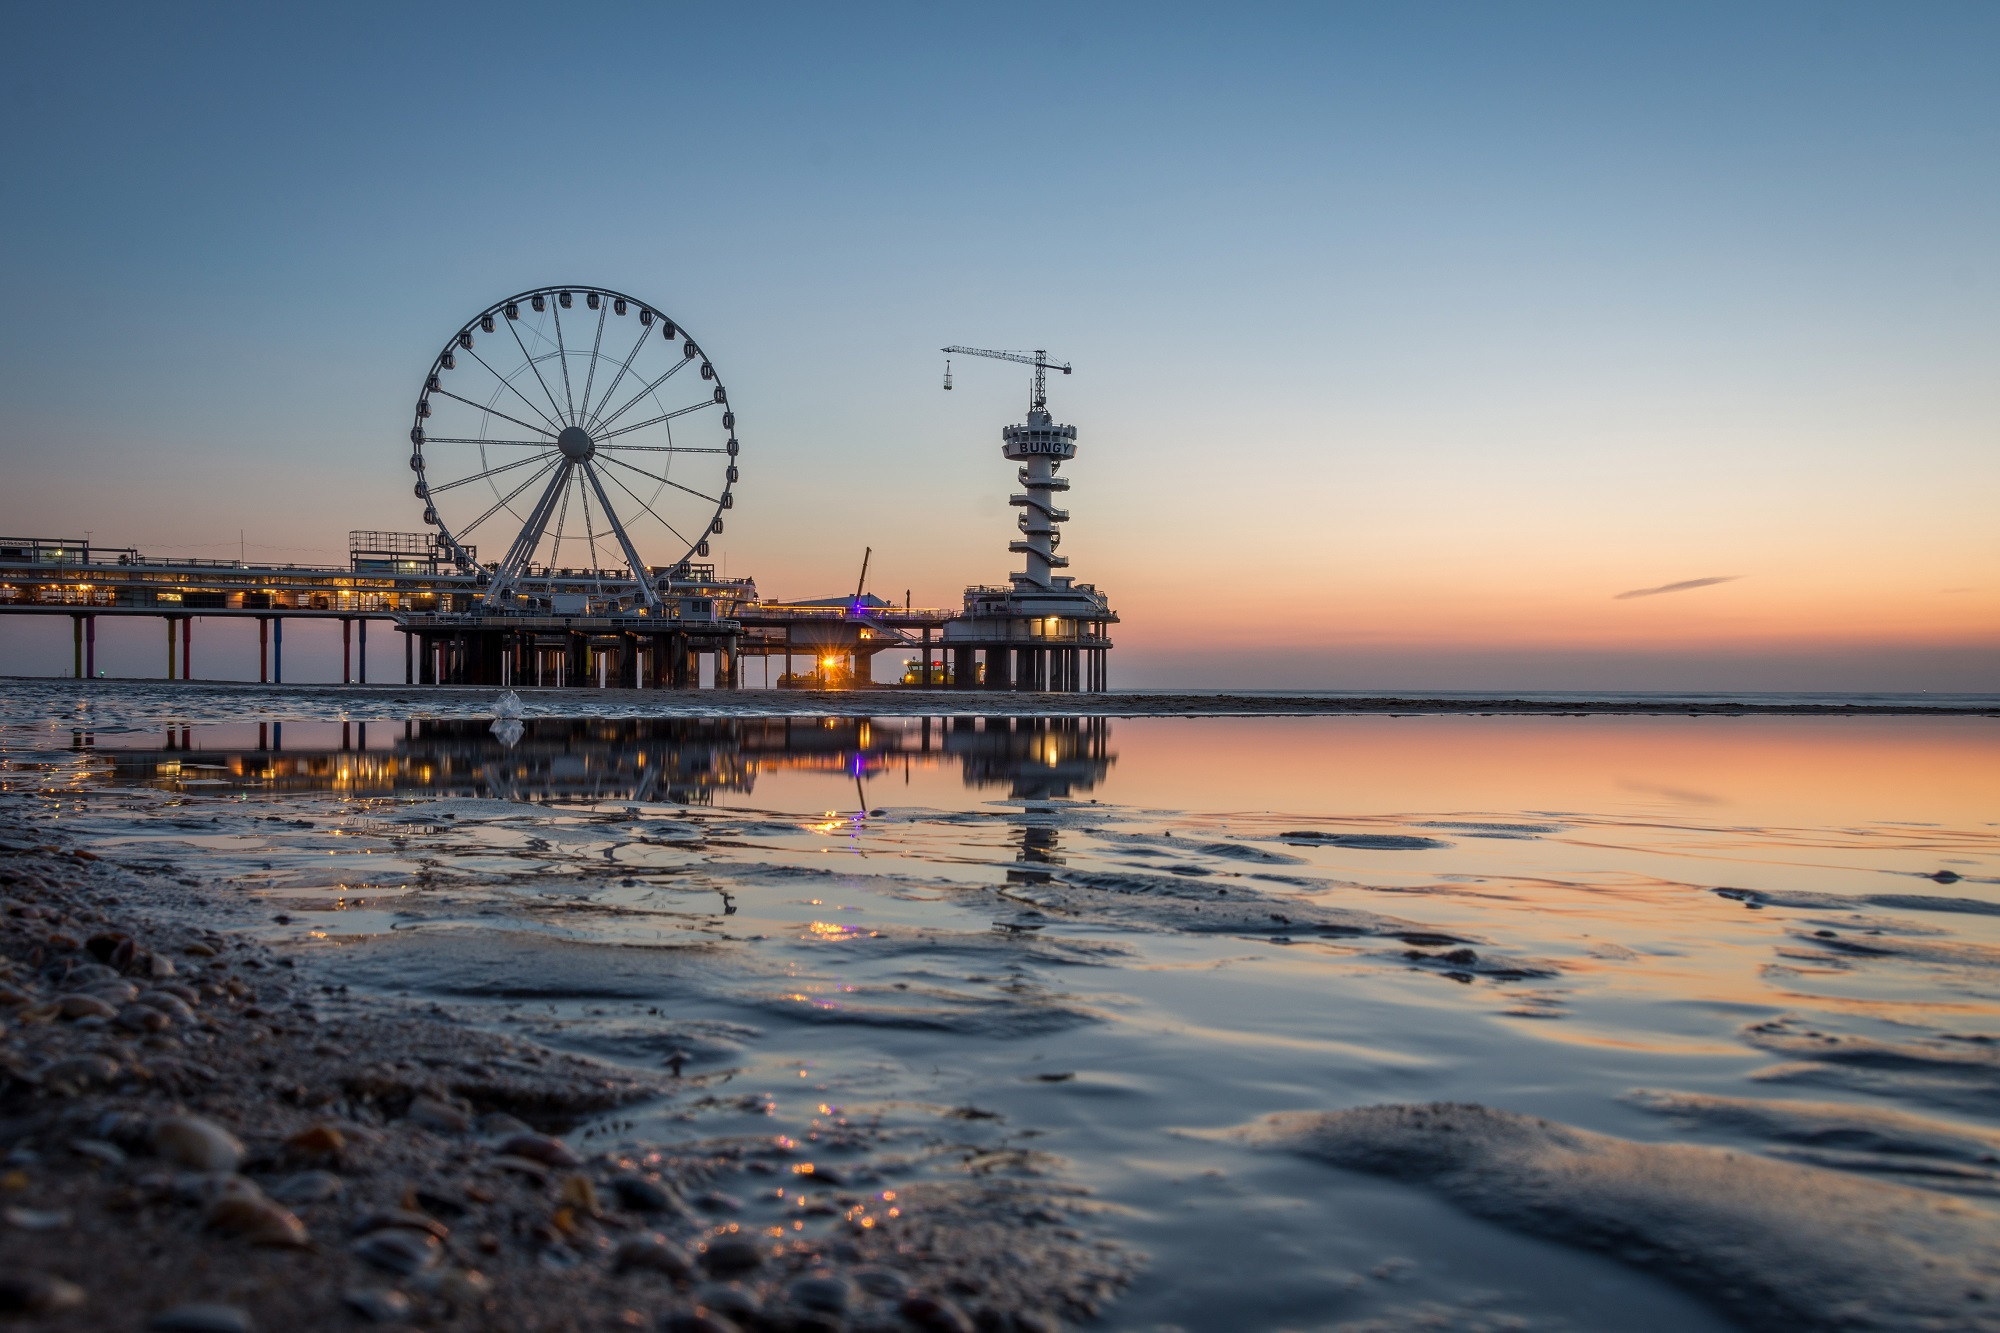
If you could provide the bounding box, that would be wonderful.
[1614,575,1742,601]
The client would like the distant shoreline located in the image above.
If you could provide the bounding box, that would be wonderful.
[4,677,1995,718]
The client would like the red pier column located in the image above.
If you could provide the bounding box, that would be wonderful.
[180,617,191,680]
[258,618,269,683]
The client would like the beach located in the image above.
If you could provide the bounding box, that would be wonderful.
[2,682,1997,1330]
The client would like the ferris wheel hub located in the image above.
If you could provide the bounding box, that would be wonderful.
[557,426,596,462]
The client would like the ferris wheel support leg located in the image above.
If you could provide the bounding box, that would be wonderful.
[580,462,663,612]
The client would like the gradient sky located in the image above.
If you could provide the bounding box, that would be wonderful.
[2,2,1995,689]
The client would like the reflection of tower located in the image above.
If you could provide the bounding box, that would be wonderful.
[943,716,1115,882]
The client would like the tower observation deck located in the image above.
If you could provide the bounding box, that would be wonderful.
[938,347,1118,692]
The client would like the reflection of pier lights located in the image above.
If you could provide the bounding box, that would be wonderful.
[82,715,1117,810]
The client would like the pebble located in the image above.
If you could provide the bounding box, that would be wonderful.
[693,1281,761,1321]
[4,1206,72,1232]
[406,1095,470,1134]
[63,962,121,987]
[476,1112,532,1138]
[490,1154,549,1180]
[352,1207,450,1241]
[58,993,117,1020]
[284,1124,345,1158]
[149,1303,253,1333]
[413,1266,490,1306]
[37,1054,120,1091]
[269,1170,344,1204]
[341,1288,413,1323]
[353,1226,442,1275]
[701,1236,764,1276]
[613,1234,695,1279]
[204,1192,310,1248]
[71,1138,127,1166]
[496,1132,581,1167]
[663,1315,738,1333]
[117,1003,171,1033]
[86,980,140,1004]
[140,991,199,1023]
[609,1173,679,1214]
[788,1274,852,1313]
[0,1271,86,1314]
[153,1116,244,1173]
[900,1295,975,1333]
[852,1267,908,1299]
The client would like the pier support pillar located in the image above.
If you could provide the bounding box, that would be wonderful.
[273,617,283,684]
[181,617,191,680]
[258,618,269,683]
[359,619,368,685]
[953,646,975,689]
[920,626,933,687]
[72,615,83,679]
[984,645,1011,691]
[341,618,352,685]
[165,617,176,680]
[85,615,96,680]
[403,628,412,685]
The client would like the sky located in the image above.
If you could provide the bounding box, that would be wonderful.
[0,1,1995,690]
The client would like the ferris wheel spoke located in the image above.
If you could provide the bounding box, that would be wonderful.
[427,386,558,440]
[456,455,563,537]
[598,444,726,454]
[585,324,652,430]
[580,302,607,423]
[596,456,694,548]
[593,355,694,432]
[427,450,553,495]
[420,437,552,447]
[552,301,577,421]
[579,472,605,576]
[598,451,720,505]
[597,399,716,442]
[505,319,571,427]
[461,341,565,435]
[547,469,575,569]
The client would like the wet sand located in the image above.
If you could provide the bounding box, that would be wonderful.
[0,824,1132,1331]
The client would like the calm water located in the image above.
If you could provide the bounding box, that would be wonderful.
[3,682,1997,1331]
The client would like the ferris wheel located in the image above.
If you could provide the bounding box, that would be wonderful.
[408,286,738,610]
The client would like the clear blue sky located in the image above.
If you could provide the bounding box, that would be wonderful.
[2,2,1995,688]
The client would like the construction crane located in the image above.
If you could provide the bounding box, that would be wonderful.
[940,347,1071,414]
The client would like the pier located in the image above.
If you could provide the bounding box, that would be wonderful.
[1,292,1118,692]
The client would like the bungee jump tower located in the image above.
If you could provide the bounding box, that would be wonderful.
[938,347,1118,692]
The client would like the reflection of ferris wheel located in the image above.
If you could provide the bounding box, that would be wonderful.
[409,286,738,610]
